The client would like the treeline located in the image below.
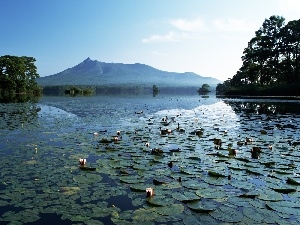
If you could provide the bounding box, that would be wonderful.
[217,15,300,96]
[42,85,95,96]
[41,85,204,96]
[42,85,146,95]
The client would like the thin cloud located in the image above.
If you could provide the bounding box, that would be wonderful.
[213,18,258,32]
[142,17,257,44]
[170,18,205,32]
[220,35,250,42]
[142,31,187,43]
[151,51,170,56]
[278,0,300,12]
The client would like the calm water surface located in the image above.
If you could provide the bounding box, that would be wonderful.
[1,94,300,224]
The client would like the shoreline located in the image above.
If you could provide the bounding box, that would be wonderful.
[216,95,300,100]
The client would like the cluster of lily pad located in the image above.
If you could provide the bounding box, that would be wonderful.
[1,97,300,224]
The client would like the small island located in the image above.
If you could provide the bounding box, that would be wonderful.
[197,84,211,95]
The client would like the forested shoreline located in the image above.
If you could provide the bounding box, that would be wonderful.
[41,85,204,96]
[0,54,211,101]
[217,15,300,96]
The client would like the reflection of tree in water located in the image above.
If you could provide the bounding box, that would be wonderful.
[224,100,300,115]
[0,93,40,103]
[0,103,41,129]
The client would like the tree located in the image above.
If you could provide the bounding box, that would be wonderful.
[152,84,159,97]
[0,55,40,94]
[241,16,285,85]
[197,84,210,94]
[220,15,300,96]
[280,19,300,82]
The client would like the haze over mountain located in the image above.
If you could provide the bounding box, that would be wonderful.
[37,58,221,87]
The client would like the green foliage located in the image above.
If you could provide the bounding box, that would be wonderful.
[43,85,95,96]
[65,86,94,96]
[218,15,300,96]
[0,55,41,95]
[152,84,159,96]
[198,83,210,94]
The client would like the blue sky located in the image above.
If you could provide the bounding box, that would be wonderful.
[1,0,299,81]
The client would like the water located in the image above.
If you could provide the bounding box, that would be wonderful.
[1,94,300,224]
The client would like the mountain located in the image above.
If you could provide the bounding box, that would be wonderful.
[37,58,221,87]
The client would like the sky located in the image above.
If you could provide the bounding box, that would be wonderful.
[0,0,299,81]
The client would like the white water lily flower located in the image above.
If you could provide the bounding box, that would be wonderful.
[79,158,86,165]
[146,187,154,197]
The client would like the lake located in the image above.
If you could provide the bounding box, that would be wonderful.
[1,94,300,224]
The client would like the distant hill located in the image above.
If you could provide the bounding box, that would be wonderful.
[37,58,221,87]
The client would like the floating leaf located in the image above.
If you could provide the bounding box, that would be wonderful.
[183,215,202,225]
[60,186,80,195]
[187,213,219,224]
[210,206,244,223]
[130,184,147,192]
[239,189,260,198]
[79,166,96,171]
[172,191,200,203]
[271,187,296,194]
[154,204,184,216]
[266,201,300,215]
[152,177,171,185]
[287,177,300,185]
[208,170,227,177]
[196,188,226,199]
[243,207,264,223]
[119,175,144,184]
[181,179,209,190]
[230,180,256,190]
[203,177,229,186]
[187,199,218,212]
[146,195,175,206]
[257,189,283,201]
[227,196,252,207]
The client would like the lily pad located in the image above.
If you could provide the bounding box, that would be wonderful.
[230,180,256,190]
[184,214,218,225]
[271,187,296,194]
[59,186,80,195]
[287,177,300,185]
[210,206,244,223]
[130,184,148,192]
[257,189,283,201]
[119,176,144,184]
[208,170,227,177]
[196,188,226,199]
[266,201,300,215]
[239,189,260,198]
[146,196,175,206]
[154,204,184,216]
[172,191,200,203]
[181,179,209,190]
[152,177,172,185]
[187,199,218,212]
[132,207,159,222]
[243,207,264,223]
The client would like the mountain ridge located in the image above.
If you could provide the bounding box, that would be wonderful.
[37,58,221,87]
